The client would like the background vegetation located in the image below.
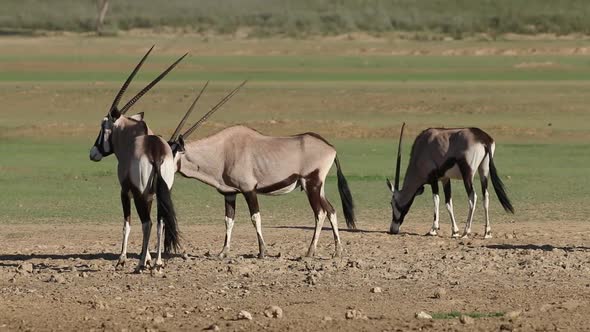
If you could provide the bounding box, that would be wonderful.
[2,0,590,38]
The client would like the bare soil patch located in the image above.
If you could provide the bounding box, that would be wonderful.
[2,221,590,331]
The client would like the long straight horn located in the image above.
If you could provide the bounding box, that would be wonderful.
[110,45,154,113]
[119,52,188,114]
[170,81,209,141]
[394,122,406,191]
[182,80,247,139]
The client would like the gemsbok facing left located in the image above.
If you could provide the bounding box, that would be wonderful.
[165,82,357,259]
[89,46,185,271]
[386,123,514,238]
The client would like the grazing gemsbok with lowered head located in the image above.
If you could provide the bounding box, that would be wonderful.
[89,46,185,270]
[386,123,514,238]
[166,82,356,258]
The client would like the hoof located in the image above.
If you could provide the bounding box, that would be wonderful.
[257,252,266,259]
[461,233,470,239]
[218,252,228,259]
[484,233,492,239]
[115,259,126,270]
[305,250,315,258]
[332,247,343,259]
[134,265,148,274]
[451,232,461,238]
[427,229,438,236]
[152,264,164,273]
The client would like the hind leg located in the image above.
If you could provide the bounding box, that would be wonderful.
[428,182,440,236]
[153,212,164,271]
[304,177,327,257]
[479,168,492,239]
[133,193,153,271]
[219,194,236,258]
[458,162,477,238]
[321,194,342,258]
[243,192,266,259]
[443,180,460,237]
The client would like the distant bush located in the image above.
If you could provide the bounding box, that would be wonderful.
[1,0,589,37]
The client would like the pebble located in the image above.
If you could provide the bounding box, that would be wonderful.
[370,287,382,293]
[500,323,513,331]
[505,310,521,319]
[323,316,333,321]
[460,315,474,324]
[204,324,220,331]
[237,310,253,320]
[263,306,283,319]
[434,288,447,299]
[345,309,367,320]
[153,316,165,324]
[49,274,66,284]
[17,263,34,274]
[415,311,432,320]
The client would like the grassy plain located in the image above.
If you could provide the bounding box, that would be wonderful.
[0,36,588,231]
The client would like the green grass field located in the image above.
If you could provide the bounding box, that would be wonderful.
[0,36,588,230]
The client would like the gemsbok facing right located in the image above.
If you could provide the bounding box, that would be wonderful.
[386,123,514,238]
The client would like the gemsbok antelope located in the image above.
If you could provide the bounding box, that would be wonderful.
[386,123,514,238]
[166,82,356,259]
[89,46,185,270]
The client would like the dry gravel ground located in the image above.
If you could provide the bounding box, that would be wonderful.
[1,221,590,331]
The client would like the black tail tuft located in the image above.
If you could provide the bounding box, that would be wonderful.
[154,164,181,254]
[487,147,515,214]
[334,156,356,229]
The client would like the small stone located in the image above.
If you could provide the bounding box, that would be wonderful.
[323,316,333,321]
[263,306,283,319]
[237,310,252,320]
[460,315,474,324]
[500,323,513,331]
[204,324,220,331]
[17,263,34,274]
[164,312,174,318]
[370,287,382,293]
[345,309,367,320]
[403,248,409,254]
[49,274,66,284]
[434,288,447,299]
[505,311,521,319]
[80,272,89,278]
[415,311,432,320]
[153,316,165,324]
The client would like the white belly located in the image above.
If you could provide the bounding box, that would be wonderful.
[265,181,298,196]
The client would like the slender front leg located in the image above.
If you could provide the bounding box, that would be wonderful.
[443,180,460,237]
[243,192,266,259]
[480,175,491,238]
[219,194,236,258]
[117,191,132,269]
[428,182,440,236]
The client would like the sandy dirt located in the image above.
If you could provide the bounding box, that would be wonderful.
[1,221,590,331]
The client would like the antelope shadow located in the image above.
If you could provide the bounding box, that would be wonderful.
[485,244,590,252]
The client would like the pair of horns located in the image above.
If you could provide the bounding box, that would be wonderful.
[110,45,187,117]
[394,122,406,191]
[170,80,248,142]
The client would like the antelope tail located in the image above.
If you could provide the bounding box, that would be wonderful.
[334,156,357,229]
[486,146,515,214]
[152,162,181,253]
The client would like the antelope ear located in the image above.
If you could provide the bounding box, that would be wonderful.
[386,178,394,192]
[109,108,121,120]
[416,186,425,196]
[129,112,145,121]
[178,135,185,151]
